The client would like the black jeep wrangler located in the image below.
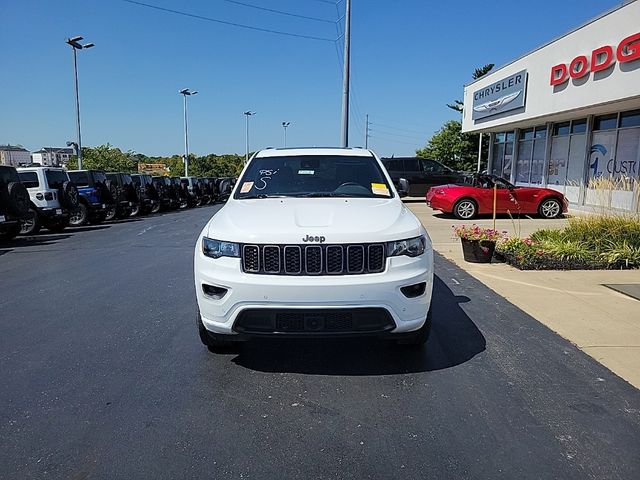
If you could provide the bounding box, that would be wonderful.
[105,173,139,220]
[0,166,30,240]
[131,174,161,214]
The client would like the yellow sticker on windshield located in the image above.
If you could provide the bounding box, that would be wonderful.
[371,183,390,196]
[240,181,253,193]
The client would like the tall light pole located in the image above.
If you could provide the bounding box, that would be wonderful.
[282,122,290,148]
[179,88,198,177]
[340,0,351,147]
[65,36,94,170]
[244,111,256,162]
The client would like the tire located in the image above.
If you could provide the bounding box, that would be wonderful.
[61,181,79,209]
[7,182,30,217]
[69,203,89,226]
[197,308,237,352]
[46,218,69,233]
[397,308,432,346]
[538,198,562,219]
[0,224,21,241]
[453,198,477,220]
[150,202,161,214]
[130,203,141,217]
[20,208,41,235]
[104,206,117,221]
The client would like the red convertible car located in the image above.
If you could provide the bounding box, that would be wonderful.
[426,174,568,219]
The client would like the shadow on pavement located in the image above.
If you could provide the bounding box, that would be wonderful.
[230,275,486,376]
[433,212,538,221]
[66,225,112,233]
[1,234,73,248]
[0,248,12,256]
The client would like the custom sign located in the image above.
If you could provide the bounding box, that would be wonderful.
[550,32,640,87]
[472,70,527,120]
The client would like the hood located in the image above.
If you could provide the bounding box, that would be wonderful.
[205,197,423,244]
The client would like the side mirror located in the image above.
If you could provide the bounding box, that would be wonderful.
[397,178,409,198]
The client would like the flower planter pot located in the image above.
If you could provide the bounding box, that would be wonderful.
[461,238,496,263]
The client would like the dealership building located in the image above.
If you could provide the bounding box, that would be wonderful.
[462,0,640,212]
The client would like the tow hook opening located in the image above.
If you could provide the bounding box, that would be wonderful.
[401,282,426,298]
[202,284,228,300]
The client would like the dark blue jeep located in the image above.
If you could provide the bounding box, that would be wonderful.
[67,169,116,226]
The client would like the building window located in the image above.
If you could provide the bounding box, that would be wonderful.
[516,126,546,184]
[594,114,617,131]
[549,119,587,186]
[491,131,514,179]
[590,109,640,182]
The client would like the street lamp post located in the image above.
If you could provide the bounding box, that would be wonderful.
[282,122,290,148]
[65,36,94,170]
[244,111,256,162]
[179,88,198,177]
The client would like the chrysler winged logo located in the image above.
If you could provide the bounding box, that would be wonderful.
[473,90,522,114]
[303,235,325,243]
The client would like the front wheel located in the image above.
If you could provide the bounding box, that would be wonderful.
[150,202,161,214]
[130,204,141,217]
[538,198,562,219]
[104,207,117,221]
[453,199,477,220]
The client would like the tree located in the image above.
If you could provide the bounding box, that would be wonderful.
[446,63,494,113]
[65,144,138,172]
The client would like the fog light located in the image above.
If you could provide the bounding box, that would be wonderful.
[202,284,228,299]
[401,282,426,298]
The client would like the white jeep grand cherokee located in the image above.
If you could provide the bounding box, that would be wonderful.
[194,148,433,351]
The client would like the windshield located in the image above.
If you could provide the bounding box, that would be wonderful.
[235,154,393,199]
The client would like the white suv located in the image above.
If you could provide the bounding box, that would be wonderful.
[194,148,433,351]
[17,167,78,234]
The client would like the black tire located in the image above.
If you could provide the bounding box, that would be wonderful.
[130,203,141,217]
[61,181,79,209]
[150,202,161,214]
[397,308,432,346]
[197,309,237,352]
[104,206,117,221]
[0,224,21,241]
[538,198,562,219]
[453,198,477,220]
[19,208,41,235]
[7,182,30,217]
[46,217,70,233]
[69,203,89,226]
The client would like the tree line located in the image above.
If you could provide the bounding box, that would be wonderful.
[65,144,246,177]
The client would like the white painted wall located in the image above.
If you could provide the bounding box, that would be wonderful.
[462,1,640,133]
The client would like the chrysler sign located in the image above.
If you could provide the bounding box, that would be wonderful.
[472,70,527,120]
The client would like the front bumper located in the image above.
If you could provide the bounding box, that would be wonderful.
[194,245,434,336]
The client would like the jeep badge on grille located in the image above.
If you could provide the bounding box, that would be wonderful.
[302,235,326,243]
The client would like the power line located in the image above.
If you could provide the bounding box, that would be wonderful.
[220,0,336,24]
[369,135,421,147]
[122,0,337,42]
[370,122,426,135]
[309,0,341,5]
[369,128,424,140]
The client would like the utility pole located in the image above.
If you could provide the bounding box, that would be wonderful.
[340,0,351,147]
[65,36,94,170]
[365,114,369,149]
[282,122,290,148]
[477,132,483,173]
[244,111,256,162]
[179,88,198,177]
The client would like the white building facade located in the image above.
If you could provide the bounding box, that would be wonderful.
[0,145,32,167]
[31,147,75,166]
[462,0,640,212]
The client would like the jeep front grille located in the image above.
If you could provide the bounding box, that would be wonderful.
[241,243,386,276]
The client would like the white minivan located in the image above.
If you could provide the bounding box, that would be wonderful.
[194,148,433,351]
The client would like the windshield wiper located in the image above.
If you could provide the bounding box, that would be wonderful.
[294,192,368,198]
[240,194,289,199]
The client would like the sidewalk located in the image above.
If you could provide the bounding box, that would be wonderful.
[406,201,640,389]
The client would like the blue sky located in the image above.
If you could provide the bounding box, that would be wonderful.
[0,0,622,158]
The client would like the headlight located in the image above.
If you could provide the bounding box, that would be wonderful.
[386,236,426,258]
[202,237,240,259]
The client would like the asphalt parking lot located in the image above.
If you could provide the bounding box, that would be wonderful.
[1,207,640,479]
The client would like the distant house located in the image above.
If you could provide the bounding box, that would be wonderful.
[0,145,31,166]
[31,147,75,166]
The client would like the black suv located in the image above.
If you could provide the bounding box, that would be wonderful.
[381,157,465,197]
[0,166,30,240]
[131,174,161,214]
[67,169,117,226]
[151,176,177,210]
[105,173,139,219]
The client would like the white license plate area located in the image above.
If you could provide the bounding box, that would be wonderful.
[55,209,62,215]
